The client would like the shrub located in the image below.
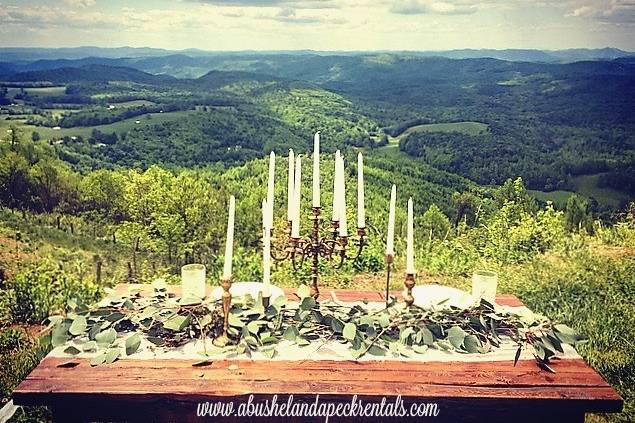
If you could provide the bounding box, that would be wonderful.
[0,328,24,352]
[6,259,102,324]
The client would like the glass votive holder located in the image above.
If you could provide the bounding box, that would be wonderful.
[181,264,206,299]
[471,270,498,305]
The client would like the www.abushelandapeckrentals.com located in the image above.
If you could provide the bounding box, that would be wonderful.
[196,394,440,421]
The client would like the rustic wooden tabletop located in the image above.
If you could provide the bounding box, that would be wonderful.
[12,285,623,422]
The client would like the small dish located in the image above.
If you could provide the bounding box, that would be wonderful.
[411,284,474,310]
[210,281,285,302]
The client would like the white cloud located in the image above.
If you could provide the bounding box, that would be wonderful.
[63,0,96,8]
[567,1,635,23]
[390,0,477,15]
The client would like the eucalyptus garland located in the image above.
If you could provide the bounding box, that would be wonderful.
[43,282,585,372]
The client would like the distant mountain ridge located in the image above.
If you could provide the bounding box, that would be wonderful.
[0,46,632,62]
[4,64,175,84]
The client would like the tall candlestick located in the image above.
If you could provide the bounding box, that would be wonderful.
[386,185,396,256]
[287,149,294,222]
[338,155,347,237]
[223,195,235,278]
[357,152,365,229]
[266,151,275,229]
[312,132,320,208]
[406,197,415,274]
[332,150,341,222]
[292,156,302,238]
[263,200,271,297]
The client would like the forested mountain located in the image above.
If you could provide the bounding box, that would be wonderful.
[1,52,634,210]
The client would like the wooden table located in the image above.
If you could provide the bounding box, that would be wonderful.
[12,286,623,422]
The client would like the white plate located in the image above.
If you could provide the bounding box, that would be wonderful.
[411,284,474,310]
[210,281,284,302]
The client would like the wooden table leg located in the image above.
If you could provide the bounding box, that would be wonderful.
[52,405,82,423]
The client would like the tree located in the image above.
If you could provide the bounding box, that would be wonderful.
[31,131,41,142]
[0,152,32,210]
[421,203,451,240]
[565,194,591,232]
[80,170,126,220]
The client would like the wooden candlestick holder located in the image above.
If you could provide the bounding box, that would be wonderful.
[213,275,233,347]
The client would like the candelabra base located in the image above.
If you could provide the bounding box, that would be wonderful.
[213,334,231,347]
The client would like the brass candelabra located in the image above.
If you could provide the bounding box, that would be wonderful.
[269,207,367,299]
[384,254,416,308]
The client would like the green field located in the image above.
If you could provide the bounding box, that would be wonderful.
[105,99,157,108]
[572,174,631,208]
[386,121,489,145]
[6,86,66,96]
[0,110,193,141]
[528,189,574,208]
[529,173,632,209]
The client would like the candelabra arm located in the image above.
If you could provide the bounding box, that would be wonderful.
[342,227,367,261]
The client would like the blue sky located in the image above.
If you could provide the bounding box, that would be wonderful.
[0,0,633,50]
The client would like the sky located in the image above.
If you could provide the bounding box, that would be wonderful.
[0,0,633,51]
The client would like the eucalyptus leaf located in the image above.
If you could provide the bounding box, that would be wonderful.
[464,335,481,353]
[64,346,81,355]
[125,334,141,356]
[69,316,87,336]
[95,328,117,347]
[51,323,70,347]
[300,297,316,311]
[163,315,190,332]
[419,326,435,346]
[105,349,120,364]
[343,323,357,341]
[296,285,311,299]
[90,353,107,367]
[283,325,299,341]
[447,326,467,349]
[82,341,97,352]
[331,318,344,333]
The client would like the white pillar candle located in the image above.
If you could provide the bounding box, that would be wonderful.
[332,150,341,222]
[406,197,415,274]
[287,149,294,222]
[181,264,206,299]
[386,185,396,256]
[266,151,275,229]
[338,155,347,237]
[312,132,320,208]
[223,195,235,278]
[292,156,302,238]
[262,201,271,297]
[357,152,365,229]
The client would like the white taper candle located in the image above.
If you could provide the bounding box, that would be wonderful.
[312,132,320,208]
[266,151,275,229]
[406,197,415,274]
[223,195,235,278]
[357,152,365,228]
[292,156,302,238]
[338,155,347,237]
[287,149,294,222]
[332,150,341,222]
[263,199,271,297]
[386,185,396,256]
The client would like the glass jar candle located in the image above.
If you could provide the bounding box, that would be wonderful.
[181,264,206,299]
[472,270,498,305]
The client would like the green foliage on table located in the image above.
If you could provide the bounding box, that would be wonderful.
[45,283,584,372]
